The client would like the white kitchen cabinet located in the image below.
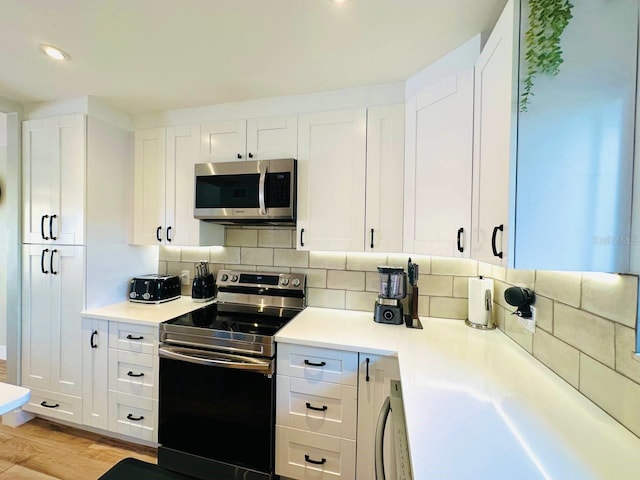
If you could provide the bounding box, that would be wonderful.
[356,354,400,480]
[82,318,109,430]
[296,108,367,252]
[22,114,85,245]
[22,244,84,403]
[200,115,297,163]
[133,126,223,246]
[404,69,474,257]
[366,105,405,253]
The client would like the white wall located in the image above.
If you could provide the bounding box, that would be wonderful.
[0,112,6,358]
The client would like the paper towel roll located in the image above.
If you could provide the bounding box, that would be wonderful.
[468,277,494,326]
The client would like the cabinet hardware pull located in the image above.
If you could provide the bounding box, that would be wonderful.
[41,215,49,240]
[126,334,144,340]
[491,224,504,259]
[248,152,254,158]
[50,249,58,275]
[457,227,464,253]
[49,214,57,240]
[166,226,172,242]
[127,371,145,378]
[156,226,162,242]
[237,153,242,159]
[41,249,50,274]
[90,330,98,349]
[370,228,374,249]
[365,357,370,382]
[304,455,327,465]
[126,413,144,421]
[305,402,328,412]
[304,360,326,367]
[40,401,59,409]
[300,228,305,247]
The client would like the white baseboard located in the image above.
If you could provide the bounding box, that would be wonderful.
[2,409,35,428]
[0,346,6,361]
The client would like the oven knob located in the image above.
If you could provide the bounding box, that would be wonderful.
[220,274,228,282]
[142,293,151,300]
[230,274,239,282]
[291,278,301,287]
[280,278,289,286]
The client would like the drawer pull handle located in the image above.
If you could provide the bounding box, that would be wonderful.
[40,401,59,409]
[304,360,326,367]
[304,455,327,466]
[305,402,328,412]
[127,371,145,378]
[126,334,144,340]
[126,413,145,421]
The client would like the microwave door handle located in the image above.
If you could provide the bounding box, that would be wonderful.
[258,163,267,216]
[375,396,391,480]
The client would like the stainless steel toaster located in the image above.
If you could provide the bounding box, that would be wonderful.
[129,274,181,303]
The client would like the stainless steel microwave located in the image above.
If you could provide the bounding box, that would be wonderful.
[194,158,296,225]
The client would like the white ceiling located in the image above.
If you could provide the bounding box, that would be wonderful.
[0,0,506,115]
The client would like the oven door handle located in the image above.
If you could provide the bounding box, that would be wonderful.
[159,346,274,374]
[258,162,268,216]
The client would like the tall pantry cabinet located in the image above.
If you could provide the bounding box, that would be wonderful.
[20,111,157,423]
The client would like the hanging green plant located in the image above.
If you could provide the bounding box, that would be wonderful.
[520,0,574,112]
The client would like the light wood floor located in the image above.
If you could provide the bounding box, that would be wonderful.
[0,361,157,479]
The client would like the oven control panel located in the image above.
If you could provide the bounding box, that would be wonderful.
[216,269,306,291]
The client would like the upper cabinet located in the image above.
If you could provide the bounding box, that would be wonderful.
[404,68,474,257]
[472,0,638,272]
[132,126,224,246]
[296,106,404,252]
[200,115,297,162]
[23,114,86,245]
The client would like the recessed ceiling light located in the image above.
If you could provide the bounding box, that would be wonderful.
[40,44,69,61]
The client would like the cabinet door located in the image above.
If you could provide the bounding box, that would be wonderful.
[356,354,400,480]
[297,109,367,251]
[23,114,85,245]
[200,120,247,162]
[82,318,109,430]
[132,128,166,245]
[246,115,297,160]
[22,245,84,397]
[366,105,405,253]
[404,71,474,257]
[470,0,517,266]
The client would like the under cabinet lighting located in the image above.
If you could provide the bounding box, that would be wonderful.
[40,44,69,61]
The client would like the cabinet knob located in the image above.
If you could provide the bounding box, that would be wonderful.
[248,152,254,158]
[237,153,242,159]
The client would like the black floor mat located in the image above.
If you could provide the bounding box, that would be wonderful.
[98,458,197,480]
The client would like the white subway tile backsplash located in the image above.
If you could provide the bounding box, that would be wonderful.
[581,273,638,328]
[365,272,379,293]
[327,270,365,291]
[309,252,346,270]
[554,303,615,368]
[258,229,293,248]
[274,249,309,268]
[241,247,273,266]
[308,288,346,309]
[478,261,492,278]
[159,246,181,262]
[345,291,378,311]
[533,329,579,388]
[615,324,640,384]
[181,247,210,263]
[505,269,535,289]
[494,304,506,331]
[291,268,327,289]
[347,253,388,272]
[431,257,478,277]
[210,247,240,264]
[158,261,167,274]
[504,314,533,354]
[491,265,506,282]
[226,229,258,247]
[418,295,430,316]
[430,297,467,320]
[535,271,581,307]
[453,277,469,298]
[534,295,553,333]
[418,275,453,297]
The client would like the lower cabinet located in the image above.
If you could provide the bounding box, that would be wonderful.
[275,344,400,480]
[81,318,159,443]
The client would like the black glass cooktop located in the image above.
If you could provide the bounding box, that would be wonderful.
[165,304,293,337]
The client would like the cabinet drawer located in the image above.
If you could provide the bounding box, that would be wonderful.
[109,322,157,355]
[22,388,82,423]
[108,349,157,398]
[108,391,157,442]
[276,426,356,480]
[276,376,357,440]
[277,344,358,386]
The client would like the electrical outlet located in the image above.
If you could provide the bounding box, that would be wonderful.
[180,270,190,286]
[519,306,536,333]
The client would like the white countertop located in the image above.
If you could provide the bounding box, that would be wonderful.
[275,307,640,479]
[81,296,214,325]
[0,383,30,416]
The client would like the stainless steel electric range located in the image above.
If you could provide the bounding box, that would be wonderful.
[157,269,306,480]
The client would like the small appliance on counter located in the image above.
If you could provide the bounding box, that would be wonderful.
[374,266,407,325]
[405,258,423,329]
[191,262,215,302]
[129,274,181,304]
[466,276,495,330]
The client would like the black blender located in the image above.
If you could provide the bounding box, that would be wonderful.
[374,266,406,325]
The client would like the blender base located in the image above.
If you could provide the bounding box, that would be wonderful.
[374,302,404,325]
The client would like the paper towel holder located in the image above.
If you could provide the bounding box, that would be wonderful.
[465,276,496,330]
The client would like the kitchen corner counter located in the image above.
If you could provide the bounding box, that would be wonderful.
[81,296,214,325]
[275,307,640,479]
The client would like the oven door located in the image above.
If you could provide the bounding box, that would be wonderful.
[158,345,276,479]
[194,159,295,223]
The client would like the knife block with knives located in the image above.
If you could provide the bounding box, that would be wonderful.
[406,259,423,329]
